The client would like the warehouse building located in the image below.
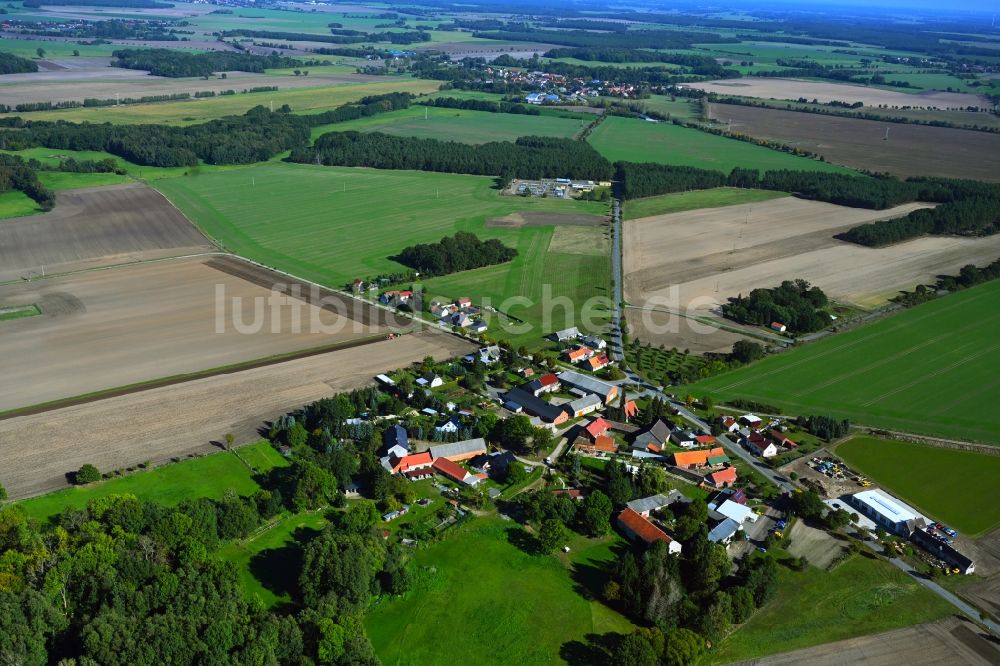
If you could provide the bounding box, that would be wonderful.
[847,489,927,537]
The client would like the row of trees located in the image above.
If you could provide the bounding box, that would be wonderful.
[110,48,305,77]
[221,28,430,46]
[893,259,1000,306]
[292,133,614,180]
[542,47,740,77]
[395,231,517,276]
[417,96,541,116]
[472,26,739,50]
[0,51,39,74]
[0,93,411,168]
[721,279,830,333]
[795,415,852,441]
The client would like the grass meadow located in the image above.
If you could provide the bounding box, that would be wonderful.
[689,280,1000,443]
[0,190,40,219]
[709,554,953,664]
[835,437,1000,536]
[365,517,635,665]
[623,187,787,220]
[309,104,590,143]
[17,441,286,523]
[155,163,611,347]
[587,115,854,173]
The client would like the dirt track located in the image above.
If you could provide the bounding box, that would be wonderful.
[690,77,989,109]
[735,615,1000,665]
[707,103,1000,181]
[0,183,214,281]
[0,330,475,500]
[0,255,402,412]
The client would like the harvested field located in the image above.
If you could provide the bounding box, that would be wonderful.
[0,63,390,107]
[785,520,847,569]
[737,616,1000,666]
[624,307,752,354]
[485,211,606,228]
[0,183,214,281]
[623,197,945,311]
[0,330,475,499]
[707,103,1000,181]
[691,77,989,109]
[0,255,399,412]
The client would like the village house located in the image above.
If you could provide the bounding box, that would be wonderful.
[574,435,617,456]
[580,335,607,350]
[584,354,611,372]
[564,393,603,418]
[582,417,612,442]
[623,399,639,421]
[617,508,682,554]
[672,447,727,470]
[552,326,581,342]
[719,416,739,433]
[770,430,797,448]
[770,322,787,333]
[432,457,483,486]
[632,419,673,453]
[429,437,488,463]
[525,373,560,397]
[435,415,462,434]
[564,346,594,363]
[557,370,618,404]
[706,466,738,489]
[382,425,409,453]
[416,374,444,388]
[707,518,741,546]
[503,387,569,426]
[745,432,778,458]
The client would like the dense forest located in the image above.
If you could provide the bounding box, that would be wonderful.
[515,458,780,662]
[721,279,830,333]
[0,384,438,665]
[395,232,517,276]
[0,51,39,75]
[542,47,739,77]
[0,154,54,210]
[0,93,411,168]
[472,26,738,50]
[292,133,614,181]
[110,48,304,77]
[618,163,1000,246]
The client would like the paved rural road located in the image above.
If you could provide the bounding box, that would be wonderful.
[609,198,624,363]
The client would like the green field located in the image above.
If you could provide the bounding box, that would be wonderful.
[690,280,1000,443]
[17,442,286,523]
[365,517,634,664]
[710,554,953,664]
[155,163,610,346]
[587,115,852,173]
[623,187,787,220]
[836,437,1000,536]
[11,79,441,125]
[0,190,39,219]
[217,510,328,608]
[309,104,590,143]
